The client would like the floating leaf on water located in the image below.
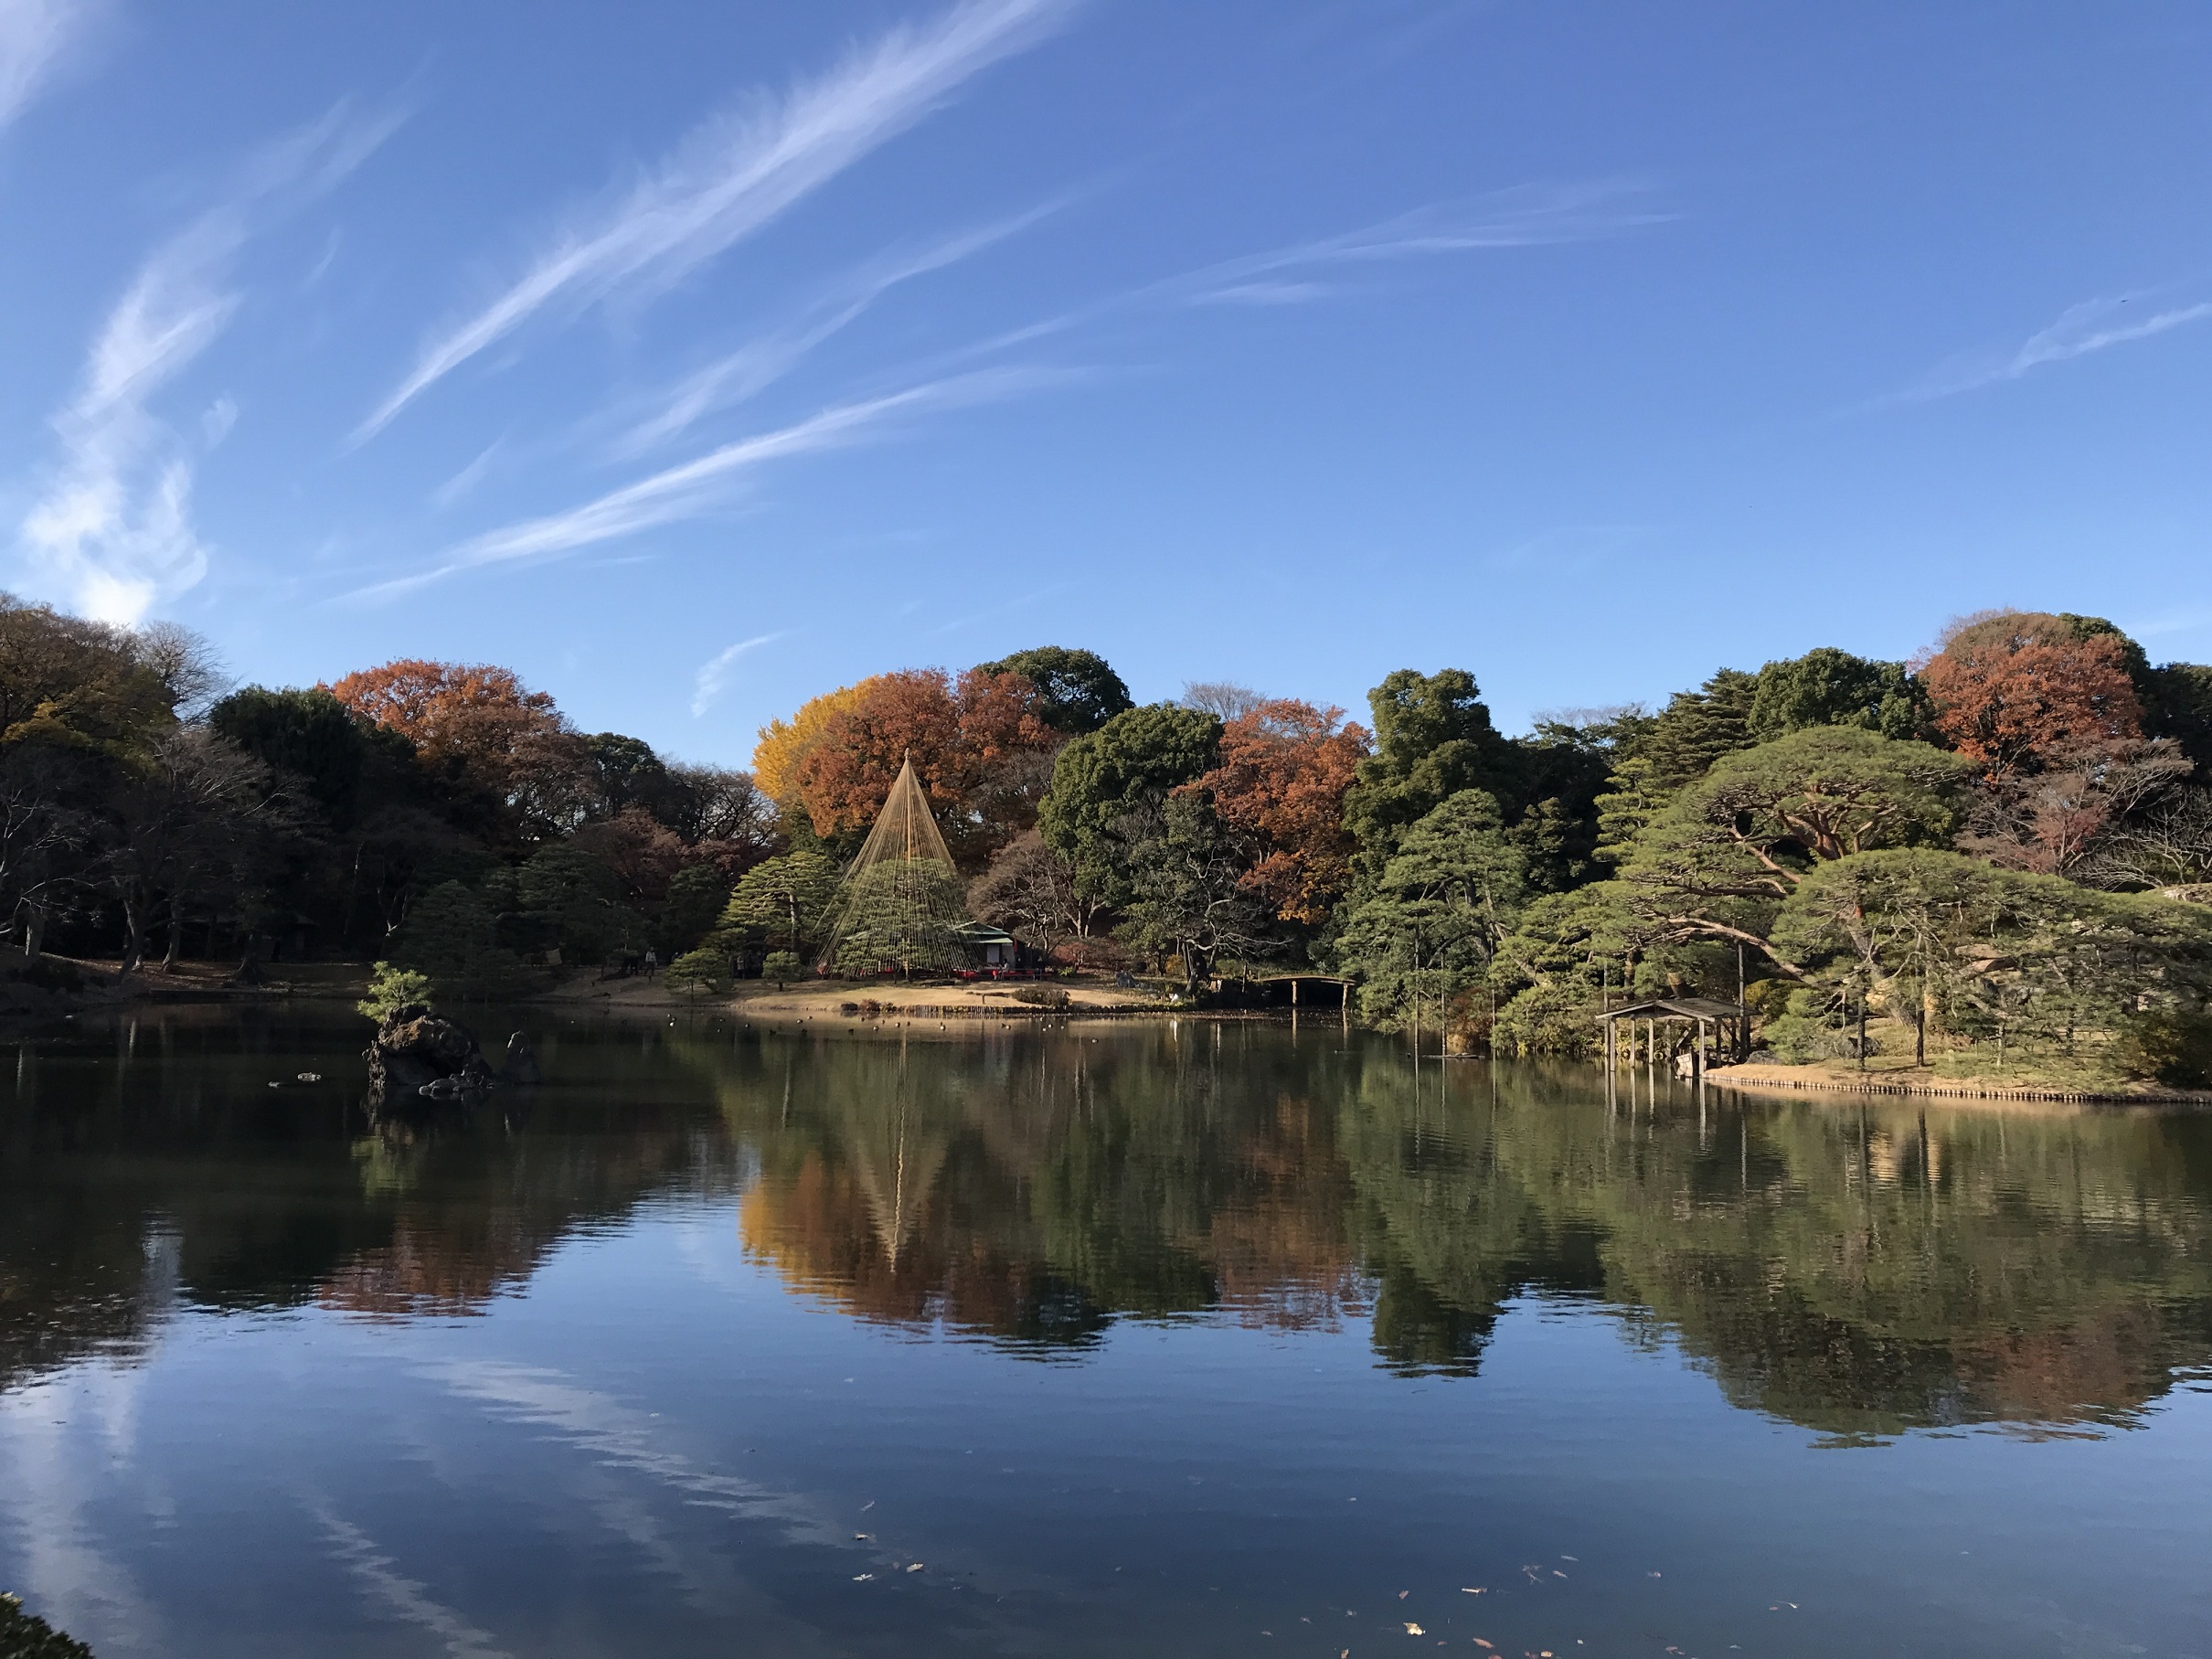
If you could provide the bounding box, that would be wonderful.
[1473,1642,1495,1650]
[1461,1588,1486,1595]
[852,1573,874,1581]
[1399,1590,1411,1600]
[1404,1622,1425,1635]
[907,1563,925,1572]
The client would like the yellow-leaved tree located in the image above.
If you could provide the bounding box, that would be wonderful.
[751,676,885,803]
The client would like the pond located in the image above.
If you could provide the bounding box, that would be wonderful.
[3,1011,2209,1656]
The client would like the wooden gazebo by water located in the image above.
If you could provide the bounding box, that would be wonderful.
[1598,997,1749,1079]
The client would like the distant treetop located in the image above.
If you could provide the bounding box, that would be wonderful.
[975,646,1133,735]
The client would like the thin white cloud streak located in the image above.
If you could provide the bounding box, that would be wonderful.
[312,1504,512,1659]
[1898,295,2212,402]
[1173,184,1668,304]
[15,101,402,623]
[692,632,787,716]
[1189,280,1333,306]
[429,438,504,509]
[348,367,1061,602]
[358,0,1070,440]
[0,0,89,130]
[420,1359,846,1546]
[621,205,1058,455]
[879,182,1664,378]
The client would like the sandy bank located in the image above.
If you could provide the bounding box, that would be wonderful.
[1705,1060,2212,1108]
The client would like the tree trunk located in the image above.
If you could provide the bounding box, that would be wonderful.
[162,899,183,971]
[23,902,44,963]
[115,894,144,984]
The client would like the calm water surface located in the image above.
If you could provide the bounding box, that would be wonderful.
[3,1012,2209,1656]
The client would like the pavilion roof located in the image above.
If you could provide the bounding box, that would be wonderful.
[1596,997,1747,1023]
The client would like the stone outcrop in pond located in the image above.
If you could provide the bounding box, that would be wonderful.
[367,1005,495,1102]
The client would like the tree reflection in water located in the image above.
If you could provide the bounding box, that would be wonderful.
[716,1024,2212,1440]
[4,1012,2210,1442]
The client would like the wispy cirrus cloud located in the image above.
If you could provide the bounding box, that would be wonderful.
[620,204,1058,455]
[357,0,1071,441]
[349,366,1062,602]
[0,0,92,131]
[691,632,787,717]
[872,182,1664,367]
[1897,293,2212,403]
[374,181,1651,604]
[1171,183,1667,306]
[16,101,402,622]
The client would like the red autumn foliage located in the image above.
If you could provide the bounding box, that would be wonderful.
[792,667,1059,864]
[1196,698,1370,923]
[325,658,593,830]
[1920,612,2142,778]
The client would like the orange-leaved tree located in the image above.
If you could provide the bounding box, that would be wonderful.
[792,667,1058,865]
[1196,699,1370,923]
[1919,611,2143,777]
[325,659,592,836]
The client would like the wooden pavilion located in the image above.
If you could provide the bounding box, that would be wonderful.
[1597,997,1749,1079]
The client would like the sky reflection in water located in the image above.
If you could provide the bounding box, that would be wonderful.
[3,1012,2209,1656]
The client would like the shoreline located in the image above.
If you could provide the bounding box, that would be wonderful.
[11,959,2204,1107]
[1703,1061,2212,1108]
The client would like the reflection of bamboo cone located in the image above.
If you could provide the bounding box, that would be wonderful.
[843,1095,951,1265]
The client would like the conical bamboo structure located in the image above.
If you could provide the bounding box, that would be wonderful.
[847,755,956,877]
[821,755,966,972]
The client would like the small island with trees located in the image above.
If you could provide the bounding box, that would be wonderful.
[2,599,2208,1097]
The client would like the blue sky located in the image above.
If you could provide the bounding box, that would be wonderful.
[2,1,2208,764]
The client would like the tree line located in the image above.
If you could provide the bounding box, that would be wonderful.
[0,594,771,990]
[723,620,2212,1082]
[7,592,2211,1080]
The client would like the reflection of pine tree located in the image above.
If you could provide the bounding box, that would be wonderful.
[834,862,965,976]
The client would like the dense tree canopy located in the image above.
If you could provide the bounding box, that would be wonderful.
[1634,667,1759,793]
[1921,611,2143,777]
[1749,647,1928,742]
[1336,789,1529,1027]
[209,686,409,831]
[1613,728,1975,973]
[326,658,594,840]
[1200,698,1368,924]
[974,646,1133,735]
[1038,703,1221,905]
[1343,669,1518,876]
